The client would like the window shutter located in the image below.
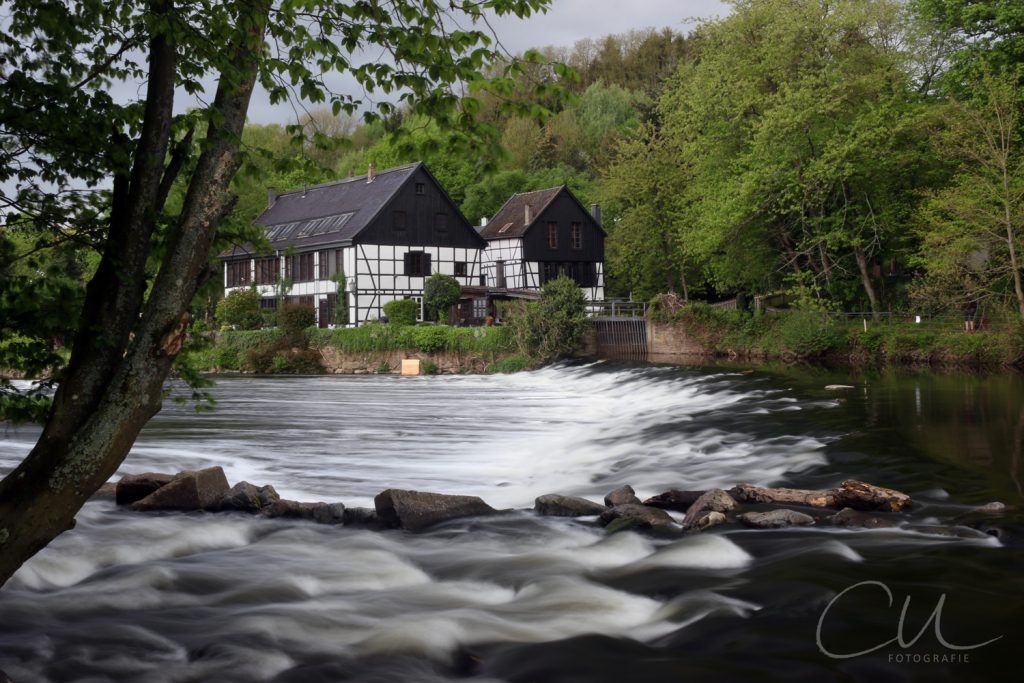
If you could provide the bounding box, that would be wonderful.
[404,252,412,275]
[423,253,431,276]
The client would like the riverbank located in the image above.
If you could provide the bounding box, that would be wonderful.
[648,304,1024,369]
[178,324,529,375]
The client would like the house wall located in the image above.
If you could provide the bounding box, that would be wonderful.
[520,192,604,263]
[480,238,526,289]
[350,243,482,324]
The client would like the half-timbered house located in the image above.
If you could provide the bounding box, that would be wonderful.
[220,162,486,326]
[477,185,605,301]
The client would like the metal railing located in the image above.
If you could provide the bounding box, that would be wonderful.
[587,299,648,319]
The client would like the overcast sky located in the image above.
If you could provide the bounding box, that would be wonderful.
[246,0,729,124]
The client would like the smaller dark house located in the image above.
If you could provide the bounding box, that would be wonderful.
[478,185,605,299]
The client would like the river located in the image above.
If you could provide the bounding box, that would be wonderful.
[1,363,1021,682]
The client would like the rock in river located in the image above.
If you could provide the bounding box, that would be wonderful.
[681,488,737,529]
[738,509,815,529]
[218,482,281,513]
[604,485,641,507]
[643,489,706,512]
[534,494,607,517]
[830,507,898,529]
[115,472,174,506]
[599,504,678,530]
[131,467,229,512]
[374,489,497,531]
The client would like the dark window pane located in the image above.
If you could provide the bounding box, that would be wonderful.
[548,222,558,249]
[454,261,467,277]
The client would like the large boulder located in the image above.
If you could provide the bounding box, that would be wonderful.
[603,485,641,507]
[116,472,174,506]
[130,467,229,512]
[374,489,497,531]
[738,509,815,529]
[643,489,706,512]
[681,488,737,529]
[534,494,607,517]
[599,504,678,529]
[218,482,281,513]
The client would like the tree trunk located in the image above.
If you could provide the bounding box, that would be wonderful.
[0,0,271,588]
[1002,167,1024,318]
[853,244,880,320]
[729,479,911,512]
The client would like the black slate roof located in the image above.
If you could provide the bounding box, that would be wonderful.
[220,162,421,257]
[479,186,563,240]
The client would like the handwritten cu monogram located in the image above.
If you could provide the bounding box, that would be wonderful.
[816,581,1003,659]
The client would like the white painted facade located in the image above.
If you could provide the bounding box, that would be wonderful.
[478,236,605,301]
[223,244,483,326]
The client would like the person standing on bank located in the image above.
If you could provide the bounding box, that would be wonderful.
[963,298,977,333]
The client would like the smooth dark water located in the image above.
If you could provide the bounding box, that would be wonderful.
[1,363,1021,683]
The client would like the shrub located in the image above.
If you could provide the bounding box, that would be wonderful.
[411,325,449,352]
[216,289,262,330]
[420,358,439,375]
[777,310,842,357]
[383,298,418,326]
[487,354,531,373]
[423,273,462,322]
[507,276,588,362]
[278,303,315,337]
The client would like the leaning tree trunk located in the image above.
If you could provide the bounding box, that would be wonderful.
[853,244,880,320]
[0,0,270,588]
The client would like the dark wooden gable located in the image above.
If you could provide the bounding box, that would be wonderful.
[354,164,486,249]
[520,187,604,262]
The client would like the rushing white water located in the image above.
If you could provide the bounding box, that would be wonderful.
[0,363,1014,683]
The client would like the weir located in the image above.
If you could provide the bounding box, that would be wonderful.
[591,318,648,358]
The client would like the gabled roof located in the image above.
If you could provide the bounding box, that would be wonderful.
[220,162,421,257]
[479,186,563,240]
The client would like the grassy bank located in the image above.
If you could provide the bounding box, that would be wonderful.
[653,303,1024,367]
[179,324,523,374]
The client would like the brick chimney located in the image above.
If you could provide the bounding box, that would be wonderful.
[367,161,377,183]
[524,203,532,225]
[590,203,602,226]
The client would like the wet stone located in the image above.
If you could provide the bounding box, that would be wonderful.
[534,494,607,517]
[738,509,815,529]
[604,485,641,507]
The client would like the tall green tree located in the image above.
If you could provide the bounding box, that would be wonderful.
[914,69,1024,317]
[0,0,551,587]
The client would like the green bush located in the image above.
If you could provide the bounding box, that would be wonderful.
[383,298,419,326]
[278,303,315,336]
[777,310,842,357]
[423,273,462,322]
[507,276,588,362]
[216,288,262,330]
[411,325,450,352]
[420,358,439,375]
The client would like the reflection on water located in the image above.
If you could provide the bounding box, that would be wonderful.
[0,363,1021,683]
